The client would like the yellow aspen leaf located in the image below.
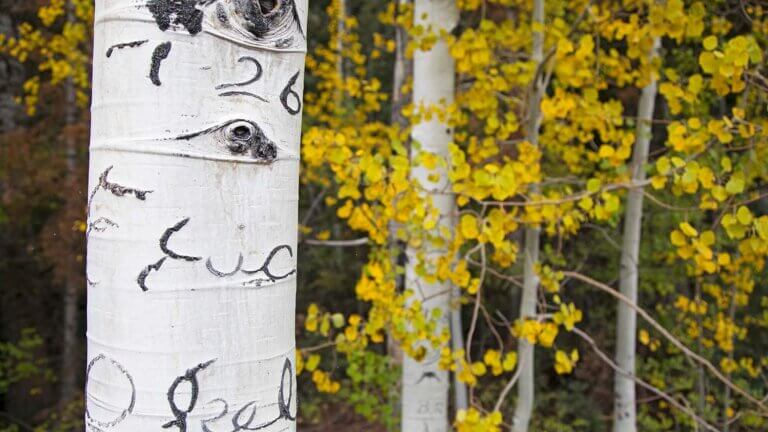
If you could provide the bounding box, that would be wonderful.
[670,230,687,246]
[578,196,594,210]
[703,35,718,50]
[725,174,745,194]
[502,352,517,372]
[306,354,321,372]
[736,206,753,225]
[586,178,601,193]
[756,217,768,240]
[470,362,487,376]
[460,214,480,239]
[680,222,699,237]
[721,157,732,172]
[639,329,650,345]
[331,313,345,328]
[712,186,728,202]
[656,156,671,175]
[598,145,615,158]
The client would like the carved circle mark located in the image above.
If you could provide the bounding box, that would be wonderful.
[85,354,137,428]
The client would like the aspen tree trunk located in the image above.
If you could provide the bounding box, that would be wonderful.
[613,37,660,432]
[451,289,469,411]
[388,0,409,383]
[60,0,80,405]
[513,1,544,431]
[402,1,458,430]
[60,64,80,406]
[86,1,307,430]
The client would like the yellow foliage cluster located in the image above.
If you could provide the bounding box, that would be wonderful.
[0,0,92,114]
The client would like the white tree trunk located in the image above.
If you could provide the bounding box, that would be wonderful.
[86,1,307,431]
[451,285,469,412]
[613,37,660,432]
[401,1,458,431]
[513,1,544,431]
[60,0,81,406]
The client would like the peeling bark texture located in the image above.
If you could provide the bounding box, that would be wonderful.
[513,1,544,431]
[87,0,307,430]
[613,38,661,432]
[402,1,458,431]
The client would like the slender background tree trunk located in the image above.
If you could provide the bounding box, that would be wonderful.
[513,1,544,430]
[86,1,308,429]
[613,37,661,432]
[402,0,458,430]
[59,0,81,406]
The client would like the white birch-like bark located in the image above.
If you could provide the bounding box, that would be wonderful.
[86,1,307,431]
[513,1,544,430]
[613,37,661,432]
[401,1,458,430]
[451,285,469,412]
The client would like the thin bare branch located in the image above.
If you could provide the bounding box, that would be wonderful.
[304,238,370,247]
[572,328,720,432]
[564,271,768,412]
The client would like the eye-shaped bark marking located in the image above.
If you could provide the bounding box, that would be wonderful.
[236,0,305,41]
[150,42,173,86]
[279,70,302,115]
[147,0,305,49]
[176,119,278,162]
[215,56,263,90]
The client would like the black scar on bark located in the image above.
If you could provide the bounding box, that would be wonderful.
[150,42,172,86]
[218,91,268,103]
[85,355,137,428]
[137,257,168,292]
[163,359,216,432]
[106,40,149,57]
[160,218,202,262]
[215,3,229,27]
[98,166,153,201]
[147,0,205,35]
[231,358,296,431]
[176,119,278,162]
[415,371,441,384]
[206,254,244,277]
[279,70,302,115]
[241,245,296,282]
[215,56,263,90]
